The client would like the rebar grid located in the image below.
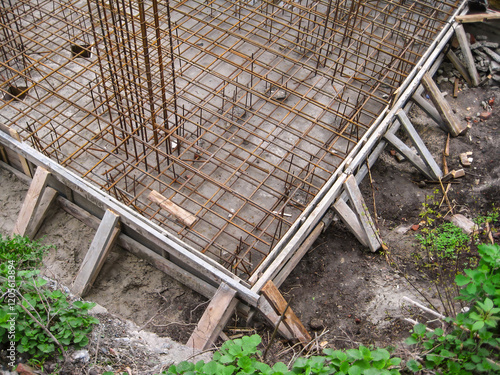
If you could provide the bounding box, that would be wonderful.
[0,0,459,278]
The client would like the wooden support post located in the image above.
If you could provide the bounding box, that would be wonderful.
[148,190,197,227]
[454,24,480,87]
[446,50,472,87]
[25,187,58,239]
[0,145,8,164]
[343,175,381,252]
[13,167,51,237]
[8,128,32,177]
[72,209,120,297]
[421,72,467,137]
[261,280,311,344]
[186,282,238,351]
[257,297,294,340]
[384,132,434,179]
[411,93,446,131]
[397,110,443,180]
[333,199,370,247]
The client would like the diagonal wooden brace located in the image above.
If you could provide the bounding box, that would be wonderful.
[341,175,382,252]
[187,282,238,351]
[260,280,311,345]
[13,166,56,238]
[72,209,120,297]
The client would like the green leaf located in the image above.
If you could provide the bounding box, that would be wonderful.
[413,323,426,335]
[202,361,219,375]
[405,336,418,345]
[359,346,372,361]
[471,320,484,331]
[347,365,362,375]
[346,349,364,361]
[455,274,470,286]
[371,349,390,362]
[272,362,289,373]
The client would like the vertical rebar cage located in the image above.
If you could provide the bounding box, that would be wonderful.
[0,0,460,279]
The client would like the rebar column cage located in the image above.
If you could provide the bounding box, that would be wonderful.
[0,0,460,279]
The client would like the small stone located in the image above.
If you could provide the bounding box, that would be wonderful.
[476,35,488,41]
[460,153,471,167]
[309,318,325,331]
[418,181,426,188]
[89,369,99,375]
[72,349,90,363]
[452,169,465,178]
[16,363,36,375]
[479,111,492,120]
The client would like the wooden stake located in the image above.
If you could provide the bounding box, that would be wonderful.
[454,25,480,87]
[9,127,32,177]
[446,50,472,87]
[186,282,238,351]
[148,190,197,227]
[421,72,467,137]
[13,167,51,237]
[72,209,120,297]
[261,280,311,344]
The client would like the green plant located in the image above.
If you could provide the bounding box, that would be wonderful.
[416,222,470,260]
[0,236,99,363]
[455,243,500,306]
[406,244,500,374]
[166,334,402,375]
[0,234,51,269]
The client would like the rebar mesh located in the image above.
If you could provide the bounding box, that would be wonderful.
[0,0,459,278]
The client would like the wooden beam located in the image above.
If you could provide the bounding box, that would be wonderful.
[72,209,120,297]
[186,282,238,351]
[261,280,311,344]
[421,72,467,137]
[343,175,381,252]
[454,24,480,87]
[384,132,434,179]
[257,296,294,340]
[148,190,196,227]
[397,110,443,180]
[0,145,8,164]
[446,50,473,87]
[456,13,500,23]
[25,187,58,239]
[411,93,447,131]
[8,128,32,177]
[13,167,50,237]
[333,199,370,247]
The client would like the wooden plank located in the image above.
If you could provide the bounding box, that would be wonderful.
[273,221,324,288]
[148,190,197,227]
[454,24,480,87]
[397,110,443,180]
[384,133,433,179]
[72,209,120,297]
[8,128,32,177]
[261,280,311,344]
[186,282,238,350]
[333,199,370,247]
[421,72,467,137]
[446,49,473,87]
[343,175,381,252]
[25,187,58,239]
[257,296,294,340]
[13,167,50,237]
[0,145,8,164]
[456,13,500,23]
[411,93,447,131]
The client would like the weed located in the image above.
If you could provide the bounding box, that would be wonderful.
[417,222,470,260]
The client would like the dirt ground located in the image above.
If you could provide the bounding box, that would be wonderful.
[1,29,500,375]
